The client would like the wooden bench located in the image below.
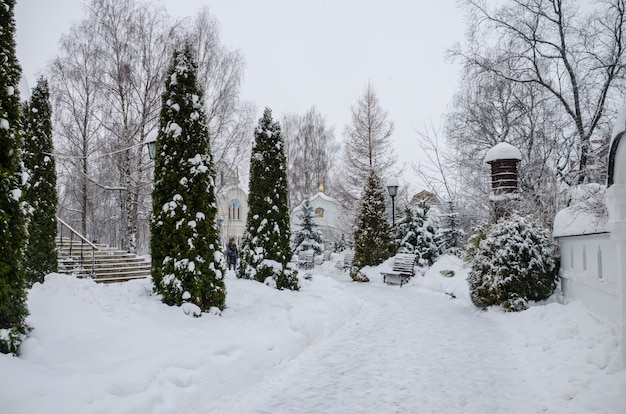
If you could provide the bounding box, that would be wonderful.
[381,254,417,287]
[297,250,314,270]
[322,250,332,261]
[342,253,354,271]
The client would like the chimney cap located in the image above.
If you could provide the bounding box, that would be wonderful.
[485,142,522,164]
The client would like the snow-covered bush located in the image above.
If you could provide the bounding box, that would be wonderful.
[395,200,439,266]
[466,214,559,312]
[463,222,489,263]
[437,199,465,257]
[292,197,324,255]
[332,234,347,253]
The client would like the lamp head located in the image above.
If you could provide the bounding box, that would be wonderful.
[386,177,400,197]
[145,130,157,160]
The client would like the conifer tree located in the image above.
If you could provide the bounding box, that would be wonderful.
[467,213,558,312]
[332,234,347,253]
[350,170,396,282]
[396,205,418,253]
[396,200,439,267]
[0,0,29,354]
[292,197,325,255]
[23,77,58,286]
[437,199,464,256]
[238,108,298,290]
[150,44,226,312]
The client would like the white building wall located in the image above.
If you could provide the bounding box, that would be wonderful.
[216,187,248,248]
[558,233,620,325]
[291,192,346,248]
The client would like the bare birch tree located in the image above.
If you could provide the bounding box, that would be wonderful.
[283,107,339,209]
[49,19,103,238]
[185,9,254,197]
[443,68,564,225]
[340,83,397,211]
[48,1,250,253]
[87,0,174,253]
[450,0,626,184]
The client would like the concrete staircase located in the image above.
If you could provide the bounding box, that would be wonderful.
[56,237,151,283]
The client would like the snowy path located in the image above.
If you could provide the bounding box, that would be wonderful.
[4,264,624,413]
[222,282,529,414]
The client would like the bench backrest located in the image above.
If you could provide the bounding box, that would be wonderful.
[343,253,354,264]
[298,250,314,261]
[392,254,417,273]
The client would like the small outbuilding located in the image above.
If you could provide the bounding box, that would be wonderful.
[290,185,346,249]
[484,142,522,195]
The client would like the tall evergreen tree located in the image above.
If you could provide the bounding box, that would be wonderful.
[150,44,226,312]
[350,170,396,282]
[238,108,298,290]
[23,77,58,286]
[292,197,325,255]
[0,0,29,354]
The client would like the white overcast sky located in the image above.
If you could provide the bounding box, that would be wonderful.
[15,0,467,189]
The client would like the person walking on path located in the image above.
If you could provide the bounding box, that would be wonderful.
[226,238,238,270]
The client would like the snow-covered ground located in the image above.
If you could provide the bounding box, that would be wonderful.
[1,255,626,413]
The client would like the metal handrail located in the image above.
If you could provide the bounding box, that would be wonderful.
[56,216,99,278]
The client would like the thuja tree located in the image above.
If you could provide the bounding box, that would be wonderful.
[238,108,299,290]
[0,0,29,354]
[350,170,396,282]
[150,44,226,312]
[292,197,324,255]
[23,77,58,286]
[467,213,559,312]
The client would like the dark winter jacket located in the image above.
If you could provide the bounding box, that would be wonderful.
[227,243,238,264]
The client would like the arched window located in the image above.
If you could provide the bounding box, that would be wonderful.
[229,199,241,221]
[315,207,324,218]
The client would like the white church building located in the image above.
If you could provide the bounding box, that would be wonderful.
[290,184,346,250]
[215,162,248,248]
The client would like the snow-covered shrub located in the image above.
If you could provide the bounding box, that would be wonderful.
[463,222,489,262]
[292,197,325,255]
[439,270,455,278]
[0,326,29,355]
[396,201,439,266]
[436,199,465,257]
[332,234,347,253]
[466,214,559,312]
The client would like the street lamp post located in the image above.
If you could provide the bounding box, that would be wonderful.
[386,177,399,227]
[145,130,157,160]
